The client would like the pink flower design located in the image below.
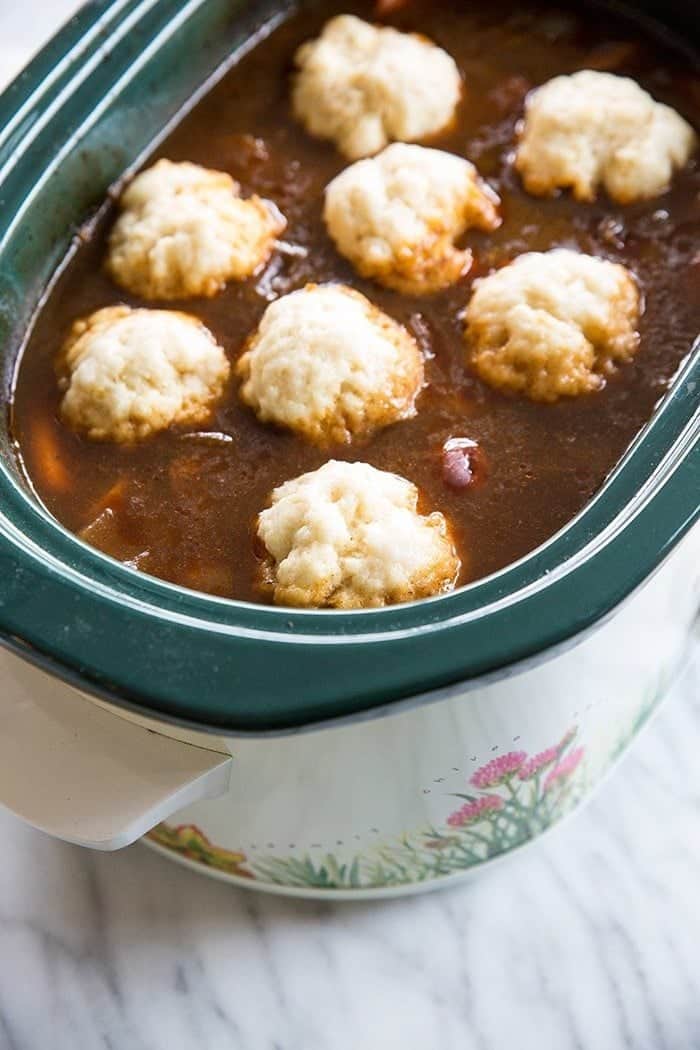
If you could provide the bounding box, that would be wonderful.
[518,747,560,780]
[447,795,504,828]
[544,747,585,793]
[470,751,526,789]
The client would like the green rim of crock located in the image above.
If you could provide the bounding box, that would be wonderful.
[0,0,698,734]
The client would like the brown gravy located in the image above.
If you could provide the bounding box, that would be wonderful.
[10,0,700,603]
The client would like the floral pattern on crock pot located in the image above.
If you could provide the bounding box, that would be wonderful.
[147,823,254,879]
[148,726,587,890]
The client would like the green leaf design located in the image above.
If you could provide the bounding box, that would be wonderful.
[150,682,669,891]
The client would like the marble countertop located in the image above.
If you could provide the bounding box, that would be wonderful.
[2,6,700,1049]
[2,661,698,1050]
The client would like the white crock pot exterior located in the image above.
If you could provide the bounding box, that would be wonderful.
[142,526,699,898]
[0,0,697,902]
[1,524,698,899]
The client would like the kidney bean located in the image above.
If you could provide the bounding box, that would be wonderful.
[441,437,486,490]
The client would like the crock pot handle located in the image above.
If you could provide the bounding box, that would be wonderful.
[0,648,232,850]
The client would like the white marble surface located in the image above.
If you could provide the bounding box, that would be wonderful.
[0,659,698,1050]
[2,6,700,1049]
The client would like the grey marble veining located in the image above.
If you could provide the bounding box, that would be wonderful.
[1,6,700,1048]
[1,654,698,1050]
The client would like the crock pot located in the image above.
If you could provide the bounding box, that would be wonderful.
[0,0,698,899]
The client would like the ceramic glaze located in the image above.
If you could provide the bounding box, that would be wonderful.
[0,0,697,733]
[148,527,699,895]
[0,0,698,898]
